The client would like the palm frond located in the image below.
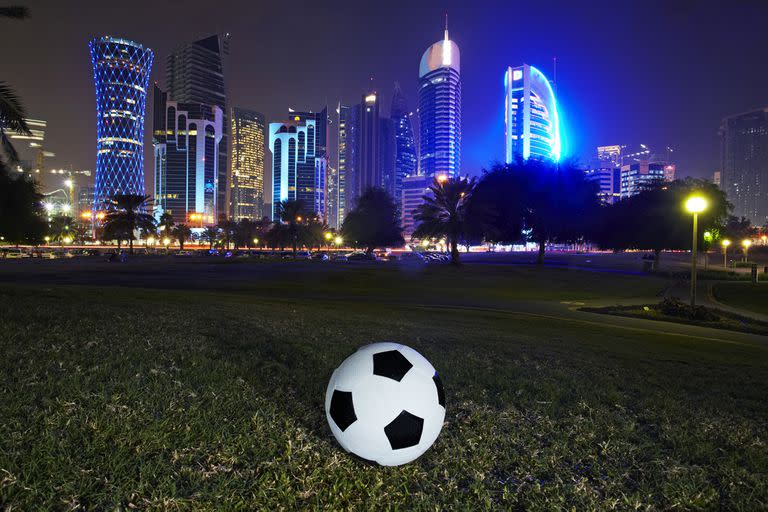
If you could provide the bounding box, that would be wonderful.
[1,130,20,165]
[0,82,30,135]
[0,6,29,19]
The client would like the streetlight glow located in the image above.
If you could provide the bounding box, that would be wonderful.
[684,196,708,214]
[324,232,333,240]
[334,236,343,246]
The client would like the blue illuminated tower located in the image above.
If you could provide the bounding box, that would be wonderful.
[504,64,560,162]
[89,36,153,211]
[390,82,417,202]
[418,23,461,178]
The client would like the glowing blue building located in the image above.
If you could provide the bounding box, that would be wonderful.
[418,24,461,178]
[504,64,560,163]
[89,36,153,211]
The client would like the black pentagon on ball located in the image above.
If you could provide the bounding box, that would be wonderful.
[384,410,424,450]
[433,373,445,407]
[373,350,413,382]
[329,390,357,431]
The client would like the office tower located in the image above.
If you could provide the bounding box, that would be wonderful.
[89,36,153,211]
[584,167,621,204]
[504,64,560,163]
[358,92,382,196]
[401,175,431,239]
[166,34,229,218]
[720,108,768,225]
[288,108,328,219]
[326,164,339,228]
[663,164,676,182]
[230,107,265,220]
[269,117,314,220]
[620,162,665,199]
[77,185,95,217]
[418,23,461,177]
[338,104,358,224]
[7,118,55,181]
[380,117,397,200]
[390,82,417,204]
[152,85,223,225]
[713,171,721,187]
[597,145,621,167]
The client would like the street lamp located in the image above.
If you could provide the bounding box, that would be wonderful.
[742,239,752,262]
[685,195,708,307]
[721,239,731,269]
[334,235,343,246]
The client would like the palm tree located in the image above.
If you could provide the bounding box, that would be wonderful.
[172,223,192,251]
[274,199,308,255]
[0,7,31,165]
[202,226,219,250]
[103,194,156,254]
[218,219,238,249]
[48,215,74,244]
[158,211,174,234]
[414,176,476,265]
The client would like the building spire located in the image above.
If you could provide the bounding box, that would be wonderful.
[444,12,449,40]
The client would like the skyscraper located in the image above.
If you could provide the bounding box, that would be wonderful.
[290,108,328,219]
[358,92,382,195]
[337,104,358,224]
[152,85,223,225]
[620,162,665,199]
[326,164,339,228]
[166,34,229,219]
[89,36,153,211]
[720,108,768,225]
[230,107,265,221]
[390,83,417,204]
[504,64,560,162]
[418,23,461,177]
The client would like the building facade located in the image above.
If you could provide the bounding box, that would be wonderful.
[269,114,326,220]
[620,162,665,199]
[337,104,358,225]
[504,64,560,163]
[401,174,431,239]
[326,164,339,228]
[230,107,265,221]
[390,83,417,207]
[291,108,328,220]
[89,36,153,211]
[418,25,461,178]
[720,108,768,225]
[166,34,229,219]
[584,167,621,204]
[152,85,223,225]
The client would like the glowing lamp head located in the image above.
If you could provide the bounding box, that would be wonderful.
[436,174,448,184]
[742,239,752,248]
[162,238,170,246]
[253,238,259,244]
[64,179,73,188]
[421,239,430,248]
[147,237,155,245]
[324,232,333,240]
[334,236,343,245]
[721,239,731,248]
[685,196,708,214]
[63,237,73,244]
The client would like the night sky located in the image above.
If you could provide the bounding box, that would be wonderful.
[4,0,768,191]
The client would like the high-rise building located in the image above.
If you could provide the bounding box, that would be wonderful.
[597,145,621,167]
[230,107,265,220]
[504,64,560,163]
[290,108,328,219]
[8,118,55,181]
[401,175,431,239]
[269,114,326,220]
[390,82,417,204]
[620,162,665,199]
[418,23,461,177]
[720,108,768,225]
[89,36,153,212]
[584,167,621,204]
[337,104,359,224]
[166,34,229,218]
[326,164,339,228]
[713,171,721,187]
[77,185,95,217]
[152,85,223,225]
[358,92,382,195]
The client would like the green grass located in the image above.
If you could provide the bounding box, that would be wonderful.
[714,282,768,315]
[1,264,767,509]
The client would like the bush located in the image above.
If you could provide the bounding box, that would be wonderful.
[659,297,720,321]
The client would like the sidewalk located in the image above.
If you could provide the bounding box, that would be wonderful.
[664,279,768,323]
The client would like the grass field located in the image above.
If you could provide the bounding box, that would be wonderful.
[713,281,768,315]
[1,262,767,509]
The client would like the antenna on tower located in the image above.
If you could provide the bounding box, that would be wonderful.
[444,12,449,39]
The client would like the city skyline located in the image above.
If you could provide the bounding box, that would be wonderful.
[6,1,768,190]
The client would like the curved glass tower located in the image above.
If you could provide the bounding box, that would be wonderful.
[418,26,461,178]
[89,36,153,211]
[504,64,560,162]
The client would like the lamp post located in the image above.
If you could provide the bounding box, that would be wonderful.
[742,239,752,262]
[721,239,731,269]
[685,195,708,307]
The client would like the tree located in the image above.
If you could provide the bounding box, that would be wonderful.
[48,215,75,243]
[0,164,45,245]
[0,7,31,166]
[102,194,156,254]
[172,224,192,251]
[413,176,476,264]
[594,178,731,270]
[217,220,238,249]
[274,199,309,255]
[158,211,174,234]
[342,187,404,254]
[202,226,219,250]
[723,216,756,242]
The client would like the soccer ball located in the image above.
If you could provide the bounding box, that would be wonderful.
[325,342,446,466]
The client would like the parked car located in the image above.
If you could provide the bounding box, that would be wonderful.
[347,251,377,261]
[312,252,330,261]
[331,253,348,262]
[296,251,312,260]
[175,250,194,257]
[1,248,30,259]
[398,252,427,264]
